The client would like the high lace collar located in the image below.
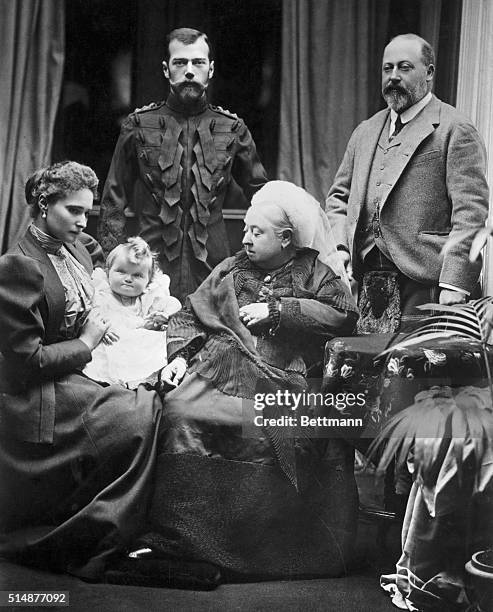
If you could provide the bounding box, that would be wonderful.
[29,224,64,255]
[165,91,208,116]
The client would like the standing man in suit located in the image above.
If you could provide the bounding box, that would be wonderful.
[325,33,489,332]
[98,28,267,303]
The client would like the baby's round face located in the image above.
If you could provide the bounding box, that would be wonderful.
[108,252,150,298]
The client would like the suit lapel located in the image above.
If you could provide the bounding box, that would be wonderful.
[380,96,440,210]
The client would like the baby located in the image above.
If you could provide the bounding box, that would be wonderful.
[84,237,181,388]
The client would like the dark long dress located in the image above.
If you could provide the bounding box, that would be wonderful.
[0,230,162,580]
[141,249,361,578]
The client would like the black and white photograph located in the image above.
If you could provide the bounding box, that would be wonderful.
[1,0,493,610]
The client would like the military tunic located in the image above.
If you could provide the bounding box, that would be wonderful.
[98,93,267,302]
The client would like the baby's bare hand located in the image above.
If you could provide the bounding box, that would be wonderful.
[143,312,169,331]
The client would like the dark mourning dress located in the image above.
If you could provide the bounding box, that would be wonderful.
[140,249,360,578]
[0,228,162,579]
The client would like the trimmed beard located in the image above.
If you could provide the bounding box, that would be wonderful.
[173,82,205,104]
[383,82,427,113]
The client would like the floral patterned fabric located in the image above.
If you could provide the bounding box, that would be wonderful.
[323,334,491,440]
[323,333,493,611]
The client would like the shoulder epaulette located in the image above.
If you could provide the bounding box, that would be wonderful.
[133,100,165,114]
[209,105,240,120]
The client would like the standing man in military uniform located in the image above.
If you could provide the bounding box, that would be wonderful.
[98,28,267,302]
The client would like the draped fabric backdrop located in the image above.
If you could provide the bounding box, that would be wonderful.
[277,0,450,203]
[0,0,65,253]
[278,0,391,202]
[456,0,493,295]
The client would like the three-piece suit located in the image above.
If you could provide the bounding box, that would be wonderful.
[325,95,489,302]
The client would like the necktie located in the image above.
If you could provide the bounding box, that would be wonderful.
[390,115,404,141]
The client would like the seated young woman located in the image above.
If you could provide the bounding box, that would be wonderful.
[107,181,360,589]
[0,161,163,580]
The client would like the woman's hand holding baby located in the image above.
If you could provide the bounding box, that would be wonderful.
[79,309,111,350]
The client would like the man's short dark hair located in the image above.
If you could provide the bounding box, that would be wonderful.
[390,33,435,67]
[165,28,213,62]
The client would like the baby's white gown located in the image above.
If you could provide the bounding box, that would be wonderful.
[84,268,181,388]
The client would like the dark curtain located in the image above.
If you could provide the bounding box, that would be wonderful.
[277,0,460,203]
[277,0,391,202]
[434,0,462,106]
[0,0,65,253]
[133,0,281,180]
[131,0,283,253]
[387,0,462,105]
[134,0,212,108]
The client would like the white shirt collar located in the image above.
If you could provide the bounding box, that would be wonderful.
[389,92,433,136]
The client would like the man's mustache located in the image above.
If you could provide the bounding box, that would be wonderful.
[383,84,407,95]
[177,81,203,92]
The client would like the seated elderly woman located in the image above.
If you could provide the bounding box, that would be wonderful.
[108,181,359,589]
[0,161,162,580]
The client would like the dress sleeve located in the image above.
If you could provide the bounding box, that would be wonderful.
[0,254,92,381]
[439,121,489,291]
[278,268,358,340]
[166,299,208,363]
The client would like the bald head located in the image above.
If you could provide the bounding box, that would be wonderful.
[389,34,435,66]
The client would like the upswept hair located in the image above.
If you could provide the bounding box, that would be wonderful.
[25,161,99,218]
[165,27,213,61]
[106,237,157,282]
